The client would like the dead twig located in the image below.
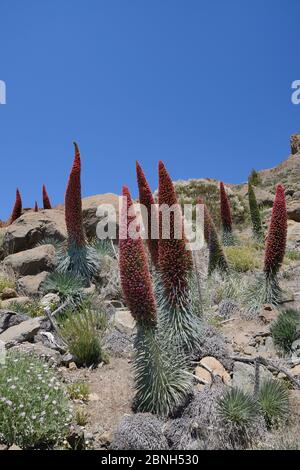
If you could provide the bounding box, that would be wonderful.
[230,355,300,389]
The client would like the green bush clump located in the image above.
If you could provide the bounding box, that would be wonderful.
[224,245,261,272]
[8,299,45,318]
[91,238,117,259]
[42,271,85,306]
[270,309,300,354]
[0,352,72,449]
[217,387,258,427]
[257,379,289,428]
[58,306,108,367]
[67,382,90,401]
[285,250,300,262]
[248,169,261,186]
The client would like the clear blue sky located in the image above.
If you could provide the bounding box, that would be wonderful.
[0,0,299,219]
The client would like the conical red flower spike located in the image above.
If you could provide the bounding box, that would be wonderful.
[136,161,159,268]
[264,184,287,278]
[10,189,22,223]
[65,142,86,248]
[119,186,157,326]
[220,182,233,233]
[42,185,52,209]
[158,161,193,305]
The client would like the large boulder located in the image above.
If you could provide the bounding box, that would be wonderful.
[3,210,66,254]
[0,310,29,334]
[3,245,56,276]
[287,200,300,223]
[82,193,120,239]
[287,220,300,249]
[0,317,41,345]
[17,271,49,296]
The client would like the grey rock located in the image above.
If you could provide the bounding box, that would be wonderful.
[17,271,48,296]
[0,310,29,334]
[112,309,135,334]
[10,341,63,366]
[0,318,41,345]
[40,293,60,309]
[1,296,31,309]
[3,209,67,254]
[0,287,18,300]
[103,329,133,359]
[232,362,273,393]
[3,245,56,276]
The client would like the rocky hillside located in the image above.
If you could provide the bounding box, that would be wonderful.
[0,135,299,451]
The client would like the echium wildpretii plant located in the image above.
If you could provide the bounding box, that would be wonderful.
[136,161,159,268]
[58,142,99,284]
[263,184,287,303]
[248,180,263,242]
[10,188,22,224]
[119,186,191,416]
[157,161,202,351]
[220,182,235,246]
[42,184,52,209]
[198,197,229,276]
[244,184,287,314]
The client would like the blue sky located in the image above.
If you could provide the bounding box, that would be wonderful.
[0,0,299,219]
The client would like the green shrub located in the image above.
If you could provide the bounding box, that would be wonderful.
[270,309,300,354]
[0,351,72,448]
[58,306,108,367]
[248,169,261,186]
[258,380,289,427]
[285,250,300,262]
[217,387,258,426]
[67,382,89,401]
[8,299,45,318]
[224,245,261,272]
[91,238,117,259]
[0,276,15,293]
[75,407,88,426]
[42,271,85,306]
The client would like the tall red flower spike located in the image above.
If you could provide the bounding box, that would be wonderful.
[264,184,287,278]
[42,185,52,209]
[65,142,86,248]
[158,161,193,304]
[119,186,157,326]
[10,189,22,223]
[220,182,232,232]
[136,161,159,268]
[34,201,38,212]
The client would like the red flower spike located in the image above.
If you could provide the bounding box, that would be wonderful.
[119,186,157,326]
[220,182,232,232]
[264,184,287,277]
[158,161,193,304]
[42,185,52,209]
[34,201,38,212]
[10,189,22,223]
[65,142,86,248]
[136,161,159,268]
